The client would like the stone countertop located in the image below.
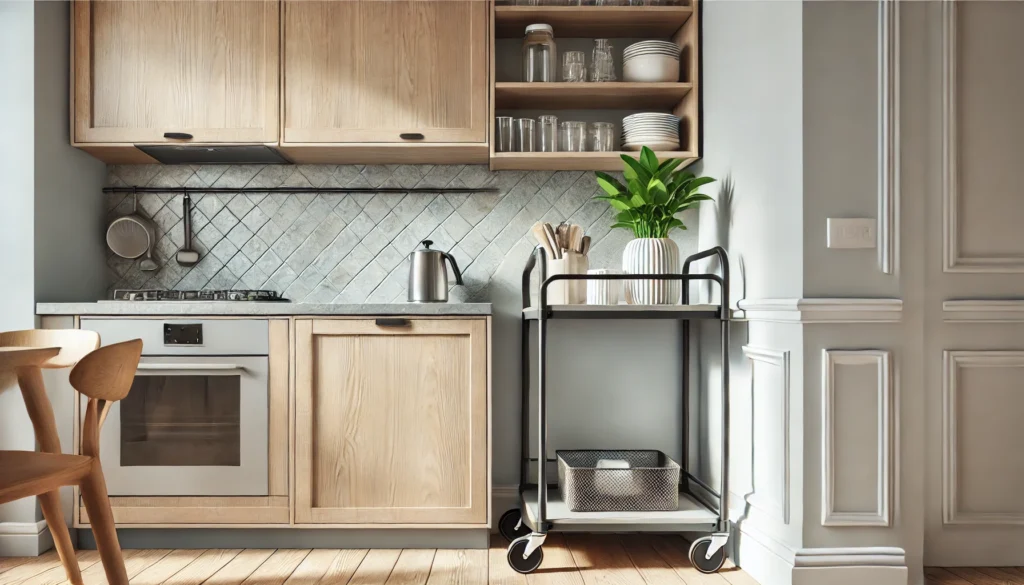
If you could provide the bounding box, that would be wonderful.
[36,302,492,317]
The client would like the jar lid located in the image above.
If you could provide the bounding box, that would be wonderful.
[525,24,553,35]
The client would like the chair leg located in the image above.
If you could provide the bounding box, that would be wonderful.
[79,463,127,585]
[39,490,83,585]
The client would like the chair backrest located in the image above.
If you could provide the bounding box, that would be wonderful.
[0,329,100,369]
[70,339,143,402]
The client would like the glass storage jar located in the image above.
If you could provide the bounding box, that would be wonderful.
[522,24,557,82]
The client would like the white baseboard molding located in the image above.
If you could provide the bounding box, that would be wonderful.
[793,547,907,585]
[731,523,798,585]
[0,520,52,557]
[736,299,903,323]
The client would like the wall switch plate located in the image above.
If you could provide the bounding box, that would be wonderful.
[827,218,876,249]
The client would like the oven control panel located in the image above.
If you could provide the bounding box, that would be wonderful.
[164,323,203,345]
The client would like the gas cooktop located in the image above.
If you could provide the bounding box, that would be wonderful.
[109,289,286,302]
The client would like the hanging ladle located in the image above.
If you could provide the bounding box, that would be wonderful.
[176,189,200,266]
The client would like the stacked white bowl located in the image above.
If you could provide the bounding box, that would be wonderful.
[622,41,682,83]
[621,113,680,152]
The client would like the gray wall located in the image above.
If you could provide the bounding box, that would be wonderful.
[34,2,108,302]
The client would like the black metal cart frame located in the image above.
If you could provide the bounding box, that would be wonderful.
[501,245,732,574]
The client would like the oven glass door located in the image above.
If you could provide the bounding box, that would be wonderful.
[93,355,269,496]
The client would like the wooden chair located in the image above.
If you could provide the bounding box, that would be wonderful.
[0,331,142,585]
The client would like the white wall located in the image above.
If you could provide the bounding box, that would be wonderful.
[699,2,805,583]
[0,0,41,551]
[0,1,107,556]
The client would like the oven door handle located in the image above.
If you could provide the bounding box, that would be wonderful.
[136,363,247,374]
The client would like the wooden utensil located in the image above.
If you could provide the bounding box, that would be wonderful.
[569,224,583,252]
[557,223,569,252]
[581,235,591,256]
[531,222,554,258]
[543,223,560,258]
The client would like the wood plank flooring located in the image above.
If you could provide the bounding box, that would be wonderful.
[0,535,758,585]
[927,567,1024,585]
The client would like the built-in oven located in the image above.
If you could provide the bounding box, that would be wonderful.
[80,319,270,497]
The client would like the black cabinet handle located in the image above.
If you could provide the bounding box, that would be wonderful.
[164,132,194,140]
[375,318,410,327]
[399,133,425,140]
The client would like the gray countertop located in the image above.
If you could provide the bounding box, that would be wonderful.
[36,302,492,317]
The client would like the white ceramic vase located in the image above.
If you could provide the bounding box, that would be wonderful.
[622,238,680,305]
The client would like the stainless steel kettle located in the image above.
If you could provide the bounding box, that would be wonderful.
[408,240,463,302]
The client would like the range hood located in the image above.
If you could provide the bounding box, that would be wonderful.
[135,144,291,165]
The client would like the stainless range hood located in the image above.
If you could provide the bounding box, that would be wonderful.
[135,144,291,165]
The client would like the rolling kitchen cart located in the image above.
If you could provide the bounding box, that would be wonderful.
[500,245,731,575]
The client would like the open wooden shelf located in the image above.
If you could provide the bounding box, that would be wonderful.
[495,82,692,110]
[491,151,697,171]
[494,5,693,38]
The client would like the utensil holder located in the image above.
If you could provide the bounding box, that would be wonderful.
[544,252,588,305]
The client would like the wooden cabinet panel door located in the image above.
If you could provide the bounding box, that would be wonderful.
[282,1,488,144]
[73,0,279,143]
[295,319,488,525]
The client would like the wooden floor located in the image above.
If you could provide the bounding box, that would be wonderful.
[0,534,758,585]
[927,567,1024,584]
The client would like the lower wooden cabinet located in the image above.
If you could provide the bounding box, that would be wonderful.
[294,318,489,526]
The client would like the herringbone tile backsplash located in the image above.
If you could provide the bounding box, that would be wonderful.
[105,164,699,303]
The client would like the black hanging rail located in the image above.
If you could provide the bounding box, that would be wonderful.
[102,186,500,194]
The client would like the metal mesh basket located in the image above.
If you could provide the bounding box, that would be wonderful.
[557,450,680,512]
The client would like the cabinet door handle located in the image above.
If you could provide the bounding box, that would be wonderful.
[164,132,194,140]
[399,133,425,140]
[375,318,410,327]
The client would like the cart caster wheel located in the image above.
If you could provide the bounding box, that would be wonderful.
[499,508,530,542]
[688,536,727,574]
[507,536,544,574]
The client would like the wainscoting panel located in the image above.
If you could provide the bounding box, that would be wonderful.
[943,350,1024,524]
[822,350,892,526]
[741,346,791,525]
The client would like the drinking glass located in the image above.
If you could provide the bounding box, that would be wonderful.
[562,51,587,82]
[588,122,615,152]
[495,117,514,153]
[514,118,537,152]
[590,39,616,82]
[538,115,558,152]
[559,121,587,152]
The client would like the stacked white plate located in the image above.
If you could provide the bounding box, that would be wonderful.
[621,112,680,151]
[623,41,682,83]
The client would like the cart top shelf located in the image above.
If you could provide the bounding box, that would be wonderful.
[523,304,722,320]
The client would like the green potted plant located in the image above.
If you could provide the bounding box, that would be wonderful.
[594,147,715,304]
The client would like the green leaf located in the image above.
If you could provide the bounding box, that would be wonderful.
[601,197,632,211]
[656,158,683,179]
[648,179,669,205]
[595,177,623,198]
[640,147,659,173]
[620,155,652,184]
[594,171,626,194]
[685,176,717,192]
[610,222,634,231]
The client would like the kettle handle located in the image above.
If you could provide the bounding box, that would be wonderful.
[443,252,464,285]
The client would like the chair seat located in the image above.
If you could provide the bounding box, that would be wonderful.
[0,451,93,505]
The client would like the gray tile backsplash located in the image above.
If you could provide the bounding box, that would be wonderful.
[105,164,699,303]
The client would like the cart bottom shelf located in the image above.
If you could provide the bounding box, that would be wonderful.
[520,488,718,532]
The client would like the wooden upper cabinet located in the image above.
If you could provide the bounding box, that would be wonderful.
[283,1,488,144]
[73,0,279,144]
[294,319,489,525]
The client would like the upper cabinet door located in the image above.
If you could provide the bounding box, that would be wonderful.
[73,0,279,144]
[283,0,488,144]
